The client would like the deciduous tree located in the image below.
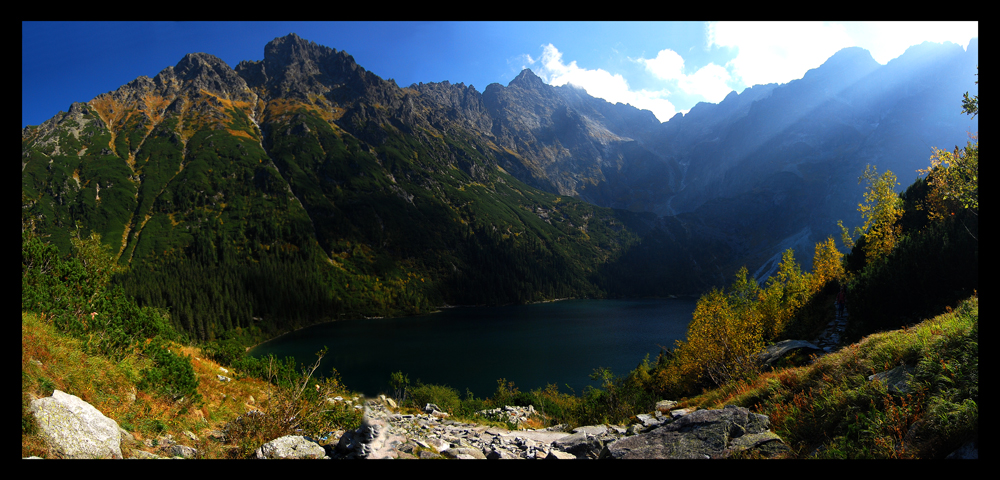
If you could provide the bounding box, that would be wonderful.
[810,236,845,291]
[919,67,978,235]
[856,165,904,262]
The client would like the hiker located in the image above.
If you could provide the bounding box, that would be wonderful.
[836,286,847,319]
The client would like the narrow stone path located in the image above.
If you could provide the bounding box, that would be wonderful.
[813,300,848,353]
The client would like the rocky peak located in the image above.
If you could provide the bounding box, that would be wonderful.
[818,46,878,72]
[262,33,338,75]
[508,68,547,91]
[169,52,251,100]
[237,33,387,108]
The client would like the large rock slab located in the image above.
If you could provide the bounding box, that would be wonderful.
[30,390,123,459]
[600,405,788,459]
[759,340,822,368]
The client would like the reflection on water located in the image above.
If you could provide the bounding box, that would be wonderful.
[249,298,697,398]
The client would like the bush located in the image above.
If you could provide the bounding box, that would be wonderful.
[22,222,179,360]
[138,337,200,403]
[231,353,300,389]
[222,349,362,458]
[203,337,248,367]
[408,383,461,413]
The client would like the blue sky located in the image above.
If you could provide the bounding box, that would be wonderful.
[22,21,978,128]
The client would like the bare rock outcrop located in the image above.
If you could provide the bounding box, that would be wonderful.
[29,390,123,459]
[600,405,788,459]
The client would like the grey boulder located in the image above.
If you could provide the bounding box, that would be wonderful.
[600,405,788,459]
[30,390,123,459]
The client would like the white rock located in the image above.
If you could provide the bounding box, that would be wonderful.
[255,435,328,459]
[30,390,123,459]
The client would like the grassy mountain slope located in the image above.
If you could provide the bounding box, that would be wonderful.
[683,295,977,459]
[22,36,717,345]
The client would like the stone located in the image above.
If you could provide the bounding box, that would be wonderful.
[30,390,123,459]
[485,448,507,459]
[572,425,608,436]
[424,437,450,453]
[655,400,678,413]
[119,427,136,445]
[759,340,822,367]
[333,403,409,459]
[670,407,696,418]
[164,444,198,458]
[635,414,662,427]
[600,405,788,459]
[442,447,487,459]
[868,364,915,394]
[255,435,328,459]
[128,449,162,459]
[546,450,577,459]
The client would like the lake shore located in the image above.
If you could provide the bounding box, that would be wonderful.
[246,297,699,398]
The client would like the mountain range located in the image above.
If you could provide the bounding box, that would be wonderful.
[21,33,978,340]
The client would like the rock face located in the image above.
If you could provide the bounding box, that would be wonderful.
[29,390,123,459]
[600,405,788,459]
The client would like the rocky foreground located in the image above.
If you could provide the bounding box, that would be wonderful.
[27,389,791,459]
[327,397,789,460]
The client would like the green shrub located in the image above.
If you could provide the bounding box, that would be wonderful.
[231,353,300,389]
[222,349,362,458]
[203,337,248,367]
[138,338,200,403]
[408,383,461,413]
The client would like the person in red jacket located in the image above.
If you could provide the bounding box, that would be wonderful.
[836,286,847,320]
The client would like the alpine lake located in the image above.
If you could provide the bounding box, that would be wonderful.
[248,298,698,399]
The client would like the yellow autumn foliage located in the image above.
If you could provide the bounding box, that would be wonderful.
[810,236,844,291]
[666,245,831,391]
[671,267,765,388]
[856,165,904,261]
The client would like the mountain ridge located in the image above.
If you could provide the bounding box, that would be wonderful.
[22,33,977,341]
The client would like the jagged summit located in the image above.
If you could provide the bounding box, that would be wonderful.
[799,46,879,85]
[237,33,377,104]
[169,52,251,100]
[262,33,341,71]
[821,46,877,69]
[509,68,546,90]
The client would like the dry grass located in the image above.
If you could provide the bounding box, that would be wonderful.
[21,311,285,458]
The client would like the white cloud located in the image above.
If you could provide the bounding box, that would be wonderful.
[641,49,686,81]
[514,22,977,124]
[640,49,734,104]
[707,21,979,88]
[708,21,856,88]
[843,21,978,64]
[527,44,678,123]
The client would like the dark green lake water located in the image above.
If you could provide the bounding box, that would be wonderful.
[248,298,697,399]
